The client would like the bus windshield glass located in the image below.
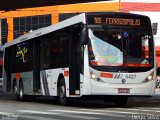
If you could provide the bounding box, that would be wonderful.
[88,25,154,71]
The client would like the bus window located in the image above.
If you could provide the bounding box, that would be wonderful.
[88,26,153,70]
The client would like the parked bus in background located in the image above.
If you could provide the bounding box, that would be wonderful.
[3,12,156,106]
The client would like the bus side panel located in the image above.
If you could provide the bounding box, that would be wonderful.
[8,39,34,95]
[39,29,70,96]
[81,45,92,95]
[40,68,61,96]
[49,68,62,96]
[11,72,33,94]
[59,68,70,97]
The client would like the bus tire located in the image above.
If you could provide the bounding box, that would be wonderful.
[114,96,128,106]
[13,80,19,101]
[19,81,25,101]
[58,78,70,106]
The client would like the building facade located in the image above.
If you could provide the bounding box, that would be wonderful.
[0,0,120,44]
[0,19,8,45]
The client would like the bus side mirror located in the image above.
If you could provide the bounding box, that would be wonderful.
[80,26,88,45]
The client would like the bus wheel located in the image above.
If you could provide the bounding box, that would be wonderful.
[13,81,19,101]
[19,82,25,101]
[114,96,128,106]
[58,78,70,106]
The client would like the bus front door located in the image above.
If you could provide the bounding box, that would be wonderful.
[33,39,41,93]
[69,26,81,95]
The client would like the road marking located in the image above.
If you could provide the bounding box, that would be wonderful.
[17,110,59,115]
[19,115,59,120]
[49,110,104,115]
[79,107,160,117]
[0,112,18,120]
[49,112,102,120]
[49,109,130,119]
[79,109,148,115]
[18,110,102,120]
[115,108,160,113]
[0,112,12,115]
[136,107,160,110]
[16,107,160,120]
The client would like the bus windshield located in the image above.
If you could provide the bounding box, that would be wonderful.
[88,25,154,71]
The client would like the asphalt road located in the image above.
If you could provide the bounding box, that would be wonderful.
[0,93,160,120]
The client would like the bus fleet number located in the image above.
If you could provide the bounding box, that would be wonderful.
[125,74,136,79]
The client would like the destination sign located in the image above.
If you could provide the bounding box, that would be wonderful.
[92,17,141,26]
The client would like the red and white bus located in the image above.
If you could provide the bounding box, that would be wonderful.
[3,12,157,106]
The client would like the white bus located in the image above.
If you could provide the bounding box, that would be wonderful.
[3,12,156,106]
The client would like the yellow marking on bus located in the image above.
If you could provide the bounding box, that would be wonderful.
[16,46,28,62]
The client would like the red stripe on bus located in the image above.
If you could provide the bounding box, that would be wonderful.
[64,71,69,77]
[100,72,113,78]
[124,63,152,67]
[90,61,98,66]
[15,73,20,80]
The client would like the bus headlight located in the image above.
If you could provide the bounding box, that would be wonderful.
[147,72,154,81]
[147,75,153,80]
[91,74,96,79]
[90,72,97,80]
[90,71,104,82]
[142,72,154,83]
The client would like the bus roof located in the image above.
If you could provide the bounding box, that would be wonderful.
[4,13,86,48]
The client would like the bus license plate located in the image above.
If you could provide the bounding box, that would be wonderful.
[118,88,130,93]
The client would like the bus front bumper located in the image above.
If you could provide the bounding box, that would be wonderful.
[90,79,156,96]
